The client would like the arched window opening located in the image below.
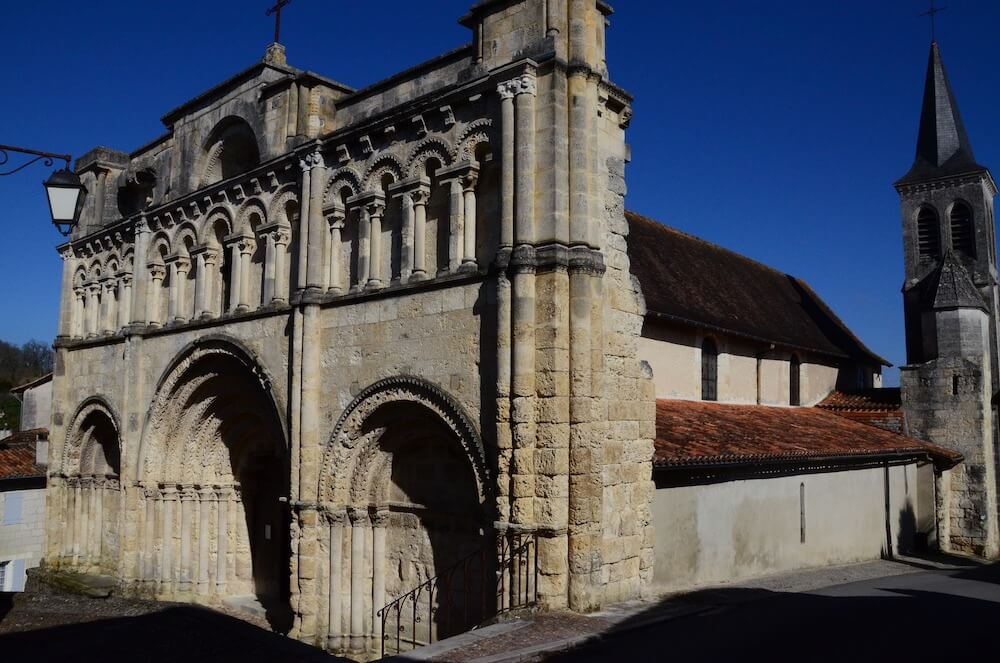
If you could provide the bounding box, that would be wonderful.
[701,338,718,401]
[950,202,976,258]
[789,354,801,406]
[917,207,941,260]
[202,117,261,187]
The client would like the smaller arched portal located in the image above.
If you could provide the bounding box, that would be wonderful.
[60,399,123,574]
[137,340,290,630]
[319,376,493,655]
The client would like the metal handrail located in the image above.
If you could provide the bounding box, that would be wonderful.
[377,530,538,658]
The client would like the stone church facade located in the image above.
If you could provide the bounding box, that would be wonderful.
[43,0,652,655]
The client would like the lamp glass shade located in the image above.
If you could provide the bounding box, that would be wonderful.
[46,184,82,222]
[43,168,86,235]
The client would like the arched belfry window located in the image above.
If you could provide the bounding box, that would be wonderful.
[917,207,942,260]
[950,202,976,258]
[789,354,801,406]
[701,338,718,401]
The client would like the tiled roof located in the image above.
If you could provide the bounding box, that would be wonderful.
[817,389,905,434]
[0,429,47,481]
[625,211,889,366]
[653,400,960,470]
[817,388,902,412]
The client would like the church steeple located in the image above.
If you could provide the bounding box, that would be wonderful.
[898,42,987,185]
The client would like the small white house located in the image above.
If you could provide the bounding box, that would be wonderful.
[1,373,52,592]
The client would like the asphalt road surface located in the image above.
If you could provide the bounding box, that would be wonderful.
[549,561,1000,662]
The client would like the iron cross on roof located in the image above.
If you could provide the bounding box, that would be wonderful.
[920,1,946,42]
[266,0,292,44]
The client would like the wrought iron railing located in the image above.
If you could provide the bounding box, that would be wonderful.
[377,529,538,658]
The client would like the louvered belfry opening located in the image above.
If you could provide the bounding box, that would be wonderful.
[917,207,942,260]
[950,202,976,258]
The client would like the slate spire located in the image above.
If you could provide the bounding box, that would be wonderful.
[931,250,987,311]
[898,42,987,184]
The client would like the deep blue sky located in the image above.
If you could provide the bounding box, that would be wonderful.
[2,1,999,384]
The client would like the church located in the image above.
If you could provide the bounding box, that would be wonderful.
[38,1,998,658]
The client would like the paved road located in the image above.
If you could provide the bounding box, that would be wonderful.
[549,561,1000,662]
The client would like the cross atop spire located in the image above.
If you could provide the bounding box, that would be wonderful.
[897,42,987,185]
[266,0,292,45]
[920,1,946,43]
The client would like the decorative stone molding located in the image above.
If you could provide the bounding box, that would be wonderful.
[318,375,490,507]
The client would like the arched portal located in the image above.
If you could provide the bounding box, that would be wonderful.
[319,376,492,655]
[139,341,290,630]
[62,399,123,574]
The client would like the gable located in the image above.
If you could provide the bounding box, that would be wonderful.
[625,211,888,366]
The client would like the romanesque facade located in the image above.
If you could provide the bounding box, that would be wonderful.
[42,1,654,656]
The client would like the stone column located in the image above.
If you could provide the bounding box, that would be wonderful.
[498,81,516,249]
[327,210,345,295]
[237,238,256,312]
[356,202,370,292]
[57,248,76,338]
[197,486,213,596]
[62,478,76,562]
[372,509,389,647]
[192,251,207,318]
[168,256,191,323]
[327,510,345,651]
[366,199,385,289]
[160,483,177,595]
[262,232,277,304]
[100,277,116,334]
[215,486,230,595]
[146,264,165,326]
[297,156,313,292]
[143,485,158,585]
[86,284,100,337]
[227,241,242,313]
[72,288,86,338]
[179,487,195,593]
[306,151,327,291]
[119,275,133,328]
[514,73,537,244]
[399,192,414,282]
[198,248,219,318]
[447,178,464,273]
[461,170,479,269]
[72,476,83,564]
[92,477,105,565]
[131,217,151,325]
[412,187,429,280]
[348,508,367,653]
[82,477,95,565]
[273,228,291,305]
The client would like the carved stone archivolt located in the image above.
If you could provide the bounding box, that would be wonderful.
[318,375,489,507]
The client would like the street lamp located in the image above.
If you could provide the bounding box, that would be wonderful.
[1,144,87,236]
[43,168,87,236]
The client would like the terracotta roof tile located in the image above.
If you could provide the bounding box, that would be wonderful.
[653,400,960,470]
[625,211,889,366]
[0,429,48,481]
[817,388,902,412]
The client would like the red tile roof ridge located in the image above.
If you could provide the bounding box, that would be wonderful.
[652,399,960,470]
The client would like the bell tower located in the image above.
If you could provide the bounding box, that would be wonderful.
[895,42,1000,558]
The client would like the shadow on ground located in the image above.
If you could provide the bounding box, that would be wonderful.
[546,561,1000,662]
[0,597,342,663]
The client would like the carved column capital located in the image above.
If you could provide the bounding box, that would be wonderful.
[497,80,517,100]
[347,507,369,526]
[147,263,166,281]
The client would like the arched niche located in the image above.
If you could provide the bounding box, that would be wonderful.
[201,117,262,187]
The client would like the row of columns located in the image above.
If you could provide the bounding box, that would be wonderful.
[325,507,390,653]
[320,164,480,295]
[71,276,133,338]
[58,475,120,570]
[138,483,244,598]
[143,228,291,327]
